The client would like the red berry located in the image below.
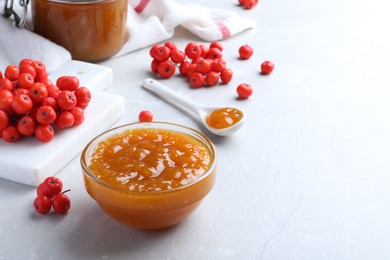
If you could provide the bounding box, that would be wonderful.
[36,105,57,124]
[242,0,257,9]
[205,71,220,86]
[57,90,77,111]
[199,44,209,58]
[238,44,254,59]
[194,58,212,74]
[55,111,75,128]
[157,60,176,79]
[236,83,253,99]
[154,45,171,61]
[149,44,159,58]
[0,89,13,113]
[0,110,9,131]
[75,87,91,107]
[209,41,223,52]
[19,64,36,79]
[0,78,14,91]
[41,176,63,198]
[29,82,48,104]
[179,62,191,76]
[52,193,71,214]
[56,76,80,91]
[220,68,233,84]
[185,42,202,60]
[138,110,153,122]
[36,183,45,197]
[70,106,84,126]
[30,60,46,76]
[17,115,37,136]
[11,94,33,115]
[164,41,177,50]
[35,124,55,142]
[19,58,33,68]
[41,97,58,110]
[46,84,61,99]
[2,125,21,142]
[151,59,160,73]
[34,196,52,215]
[170,48,186,64]
[206,47,223,60]
[4,65,19,81]
[13,87,28,96]
[261,60,275,75]
[17,72,35,90]
[211,59,227,72]
[189,72,205,88]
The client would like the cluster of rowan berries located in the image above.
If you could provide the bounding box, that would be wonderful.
[149,41,234,88]
[0,59,91,143]
[34,176,71,215]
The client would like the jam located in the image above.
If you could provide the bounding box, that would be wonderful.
[206,107,243,129]
[88,128,211,192]
[82,123,217,229]
[32,0,128,62]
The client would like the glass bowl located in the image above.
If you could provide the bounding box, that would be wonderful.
[81,122,217,229]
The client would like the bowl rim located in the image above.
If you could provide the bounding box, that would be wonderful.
[80,121,217,195]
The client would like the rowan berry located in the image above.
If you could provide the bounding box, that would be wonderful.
[237,83,253,99]
[185,42,202,60]
[239,44,254,59]
[35,123,54,142]
[205,71,220,86]
[189,72,205,88]
[17,115,37,136]
[220,68,233,84]
[55,111,75,128]
[157,60,176,79]
[34,196,52,215]
[138,110,153,122]
[261,61,275,75]
[52,193,71,214]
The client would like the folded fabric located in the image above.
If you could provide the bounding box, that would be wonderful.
[116,0,255,56]
[0,15,72,73]
[0,0,255,72]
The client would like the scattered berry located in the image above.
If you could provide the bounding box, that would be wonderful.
[261,60,275,75]
[236,83,253,99]
[241,0,258,9]
[138,110,153,122]
[238,44,254,60]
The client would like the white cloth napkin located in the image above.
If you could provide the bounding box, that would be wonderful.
[0,0,255,73]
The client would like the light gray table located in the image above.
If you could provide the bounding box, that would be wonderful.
[1,0,390,259]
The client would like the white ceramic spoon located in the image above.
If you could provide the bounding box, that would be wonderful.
[142,78,246,136]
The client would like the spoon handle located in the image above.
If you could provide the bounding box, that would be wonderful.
[142,78,205,117]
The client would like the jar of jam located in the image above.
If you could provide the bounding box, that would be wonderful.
[32,0,128,62]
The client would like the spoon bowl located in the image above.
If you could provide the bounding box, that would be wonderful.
[142,78,246,136]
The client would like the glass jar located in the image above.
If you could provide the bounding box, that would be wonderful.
[32,0,128,62]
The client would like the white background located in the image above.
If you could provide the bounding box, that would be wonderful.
[1,0,390,259]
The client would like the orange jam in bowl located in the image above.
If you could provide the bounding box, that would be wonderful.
[32,0,128,62]
[81,122,217,229]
